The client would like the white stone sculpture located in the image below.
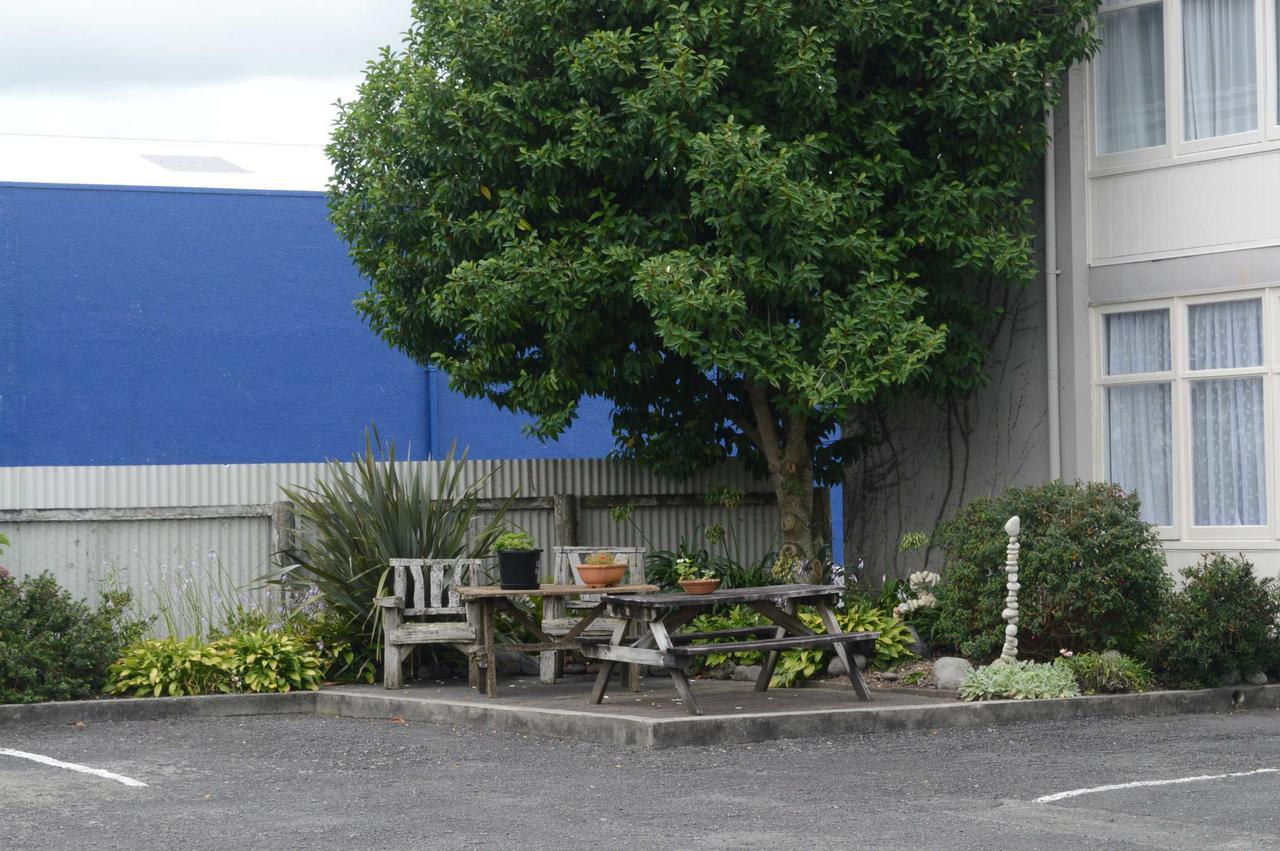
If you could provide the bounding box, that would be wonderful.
[998,515,1021,664]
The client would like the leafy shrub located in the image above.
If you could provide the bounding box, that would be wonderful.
[959,661,1081,701]
[108,631,324,697]
[1054,651,1153,694]
[0,572,147,704]
[934,480,1171,661]
[267,429,509,662]
[1142,554,1280,689]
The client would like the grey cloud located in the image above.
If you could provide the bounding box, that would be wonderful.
[0,0,413,93]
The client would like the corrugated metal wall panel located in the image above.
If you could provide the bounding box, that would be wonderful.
[5,516,273,636]
[0,458,770,508]
[0,460,777,626]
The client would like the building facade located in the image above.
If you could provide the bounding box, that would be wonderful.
[848,0,1280,579]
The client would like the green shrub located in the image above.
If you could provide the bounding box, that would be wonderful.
[959,661,1081,701]
[108,631,324,697]
[0,572,147,704]
[1142,554,1280,689]
[934,480,1171,661]
[1054,651,1153,694]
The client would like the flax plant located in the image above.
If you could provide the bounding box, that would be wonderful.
[265,429,510,655]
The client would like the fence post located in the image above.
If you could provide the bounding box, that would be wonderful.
[552,494,579,547]
[270,500,295,606]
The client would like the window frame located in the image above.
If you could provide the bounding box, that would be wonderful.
[1090,0,1271,171]
[1093,290,1278,542]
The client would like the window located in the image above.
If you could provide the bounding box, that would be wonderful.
[1096,0,1167,154]
[1092,0,1268,161]
[1096,294,1274,537]
[1103,309,1174,524]
[1182,0,1257,140]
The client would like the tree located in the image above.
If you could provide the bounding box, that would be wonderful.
[328,0,1099,575]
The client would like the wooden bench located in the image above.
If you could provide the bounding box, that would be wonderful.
[374,557,483,690]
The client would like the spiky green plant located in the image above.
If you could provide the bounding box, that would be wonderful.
[264,428,510,658]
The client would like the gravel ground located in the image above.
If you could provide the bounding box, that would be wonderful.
[4,708,1280,849]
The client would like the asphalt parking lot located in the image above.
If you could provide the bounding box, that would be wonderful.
[4,708,1280,849]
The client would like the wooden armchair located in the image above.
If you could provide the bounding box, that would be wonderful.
[375,557,483,689]
[539,546,647,683]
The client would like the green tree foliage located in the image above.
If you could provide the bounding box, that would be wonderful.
[328,0,1099,568]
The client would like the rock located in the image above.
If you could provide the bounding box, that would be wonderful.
[1005,516,1021,536]
[732,664,763,682]
[1221,669,1242,686]
[905,625,928,658]
[934,656,974,690]
[1101,650,1122,660]
[827,654,868,676]
[707,665,734,681]
[1246,672,1268,686]
[881,671,900,682]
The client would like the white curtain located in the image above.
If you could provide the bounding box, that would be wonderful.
[1108,384,1174,525]
[1189,300,1266,525]
[1107,309,1171,374]
[1188,298,1262,368]
[1183,0,1257,141]
[1097,2,1166,154]
[1105,309,1173,525]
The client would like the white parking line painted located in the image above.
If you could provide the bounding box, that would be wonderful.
[1035,768,1278,804]
[0,748,148,787]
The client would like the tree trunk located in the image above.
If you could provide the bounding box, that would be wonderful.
[771,437,823,583]
[743,381,823,583]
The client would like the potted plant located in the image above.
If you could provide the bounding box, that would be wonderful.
[675,557,720,595]
[577,551,627,589]
[494,530,540,590]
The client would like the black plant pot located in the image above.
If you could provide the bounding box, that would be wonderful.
[498,549,541,590]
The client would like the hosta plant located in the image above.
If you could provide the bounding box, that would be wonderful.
[959,660,1081,701]
[108,637,229,698]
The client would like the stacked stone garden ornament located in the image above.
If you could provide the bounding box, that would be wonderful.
[998,515,1021,664]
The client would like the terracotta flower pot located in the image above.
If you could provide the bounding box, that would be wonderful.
[678,579,721,595]
[577,563,627,588]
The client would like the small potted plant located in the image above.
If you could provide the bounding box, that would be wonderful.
[675,557,720,595]
[577,551,627,589]
[494,529,540,590]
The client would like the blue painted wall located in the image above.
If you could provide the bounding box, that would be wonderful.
[0,183,614,466]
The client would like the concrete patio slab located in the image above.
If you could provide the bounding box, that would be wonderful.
[6,677,1278,750]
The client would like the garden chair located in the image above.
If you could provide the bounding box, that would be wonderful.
[539,546,647,684]
[375,557,483,689]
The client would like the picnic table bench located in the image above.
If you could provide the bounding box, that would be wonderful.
[580,583,878,716]
[455,583,658,697]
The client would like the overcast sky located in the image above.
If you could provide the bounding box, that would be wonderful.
[0,1,414,144]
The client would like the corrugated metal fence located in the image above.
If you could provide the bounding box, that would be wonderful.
[0,459,780,624]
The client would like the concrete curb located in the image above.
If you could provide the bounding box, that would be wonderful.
[0,691,316,727]
[3,685,1275,748]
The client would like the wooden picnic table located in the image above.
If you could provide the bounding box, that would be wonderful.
[580,584,878,716]
[455,583,658,698]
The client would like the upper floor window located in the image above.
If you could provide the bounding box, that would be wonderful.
[1182,0,1257,140]
[1097,0,1166,154]
[1093,0,1267,161]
